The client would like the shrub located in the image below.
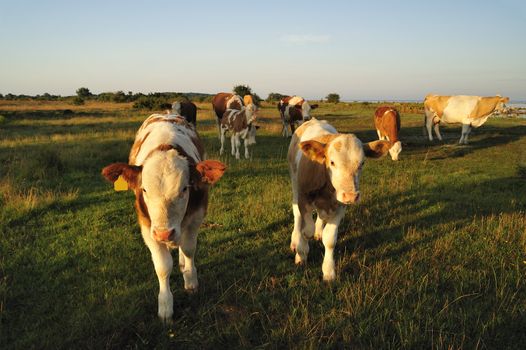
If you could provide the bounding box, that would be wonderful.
[326,93,340,103]
[72,96,85,105]
[0,115,7,125]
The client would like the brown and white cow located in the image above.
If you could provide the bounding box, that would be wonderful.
[424,94,509,144]
[212,92,244,138]
[288,118,390,281]
[101,114,226,322]
[278,96,318,137]
[172,101,197,127]
[220,104,259,159]
[374,106,402,161]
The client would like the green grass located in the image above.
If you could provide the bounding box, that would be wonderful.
[1,102,525,349]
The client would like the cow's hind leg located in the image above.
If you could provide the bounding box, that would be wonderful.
[141,225,173,322]
[244,138,250,159]
[460,124,471,144]
[220,128,226,155]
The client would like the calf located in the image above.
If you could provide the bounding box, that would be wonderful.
[220,104,258,159]
[288,118,390,281]
[212,92,244,138]
[278,95,318,137]
[374,107,402,161]
[101,114,226,322]
[172,101,197,127]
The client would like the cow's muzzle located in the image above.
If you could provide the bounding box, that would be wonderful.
[340,192,360,205]
[153,228,175,242]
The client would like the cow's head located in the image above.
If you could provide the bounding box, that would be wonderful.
[389,141,402,161]
[102,148,226,245]
[299,101,318,121]
[495,95,510,113]
[300,135,390,204]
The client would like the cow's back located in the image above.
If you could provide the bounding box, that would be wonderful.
[375,107,400,141]
[130,114,203,166]
[212,93,243,119]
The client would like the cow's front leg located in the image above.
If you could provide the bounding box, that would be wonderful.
[230,134,236,156]
[425,115,434,141]
[180,209,204,292]
[314,213,325,241]
[320,206,345,282]
[141,225,173,322]
[291,199,314,265]
[244,138,250,159]
[234,135,241,159]
[219,128,226,155]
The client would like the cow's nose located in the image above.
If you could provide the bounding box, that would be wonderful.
[153,229,175,242]
[342,192,360,204]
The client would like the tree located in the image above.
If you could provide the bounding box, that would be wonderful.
[266,92,287,102]
[233,84,253,97]
[76,87,92,99]
[326,93,340,103]
[72,96,85,105]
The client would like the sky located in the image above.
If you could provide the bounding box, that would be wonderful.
[1,0,525,101]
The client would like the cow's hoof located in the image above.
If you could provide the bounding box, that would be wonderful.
[295,253,306,265]
[184,287,198,294]
[314,231,322,241]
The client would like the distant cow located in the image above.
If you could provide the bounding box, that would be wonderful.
[278,96,318,137]
[212,93,244,138]
[287,118,390,281]
[101,114,226,322]
[172,101,197,127]
[374,107,402,161]
[220,104,259,159]
[424,94,509,144]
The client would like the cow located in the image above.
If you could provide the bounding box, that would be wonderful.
[278,96,318,137]
[101,114,226,322]
[374,106,402,161]
[212,93,244,138]
[424,94,510,144]
[172,101,197,127]
[220,104,259,159]
[287,118,390,281]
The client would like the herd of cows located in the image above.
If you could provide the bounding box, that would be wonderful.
[102,91,510,322]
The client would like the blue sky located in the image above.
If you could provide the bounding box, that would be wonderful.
[1,0,525,100]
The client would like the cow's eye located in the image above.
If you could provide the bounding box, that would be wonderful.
[330,161,335,167]
[142,188,147,193]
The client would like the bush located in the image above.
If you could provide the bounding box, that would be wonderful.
[326,93,340,103]
[266,92,287,102]
[72,96,85,105]
[0,115,7,125]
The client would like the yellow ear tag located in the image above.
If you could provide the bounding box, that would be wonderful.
[114,175,129,191]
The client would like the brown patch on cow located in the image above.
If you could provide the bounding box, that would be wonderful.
[129,131,151,164]
[469,96,507,119]
[243,95,255,106]
[212,93,244,121]
[424,95,451,118]
[374,107,400,142]
[299,140,327,164]
[333,141,342,152]
[221,109,248,133]
[135,190,151,227]
[297,155,339,213]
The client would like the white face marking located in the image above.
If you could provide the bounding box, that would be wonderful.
[326,135,365,204]
[141,151,190,243]
[301,101,312,120]
[389,141,402,161]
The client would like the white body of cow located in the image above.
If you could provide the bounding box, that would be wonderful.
[424,94,509,144]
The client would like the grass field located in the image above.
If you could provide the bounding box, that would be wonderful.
[1,100,525,349]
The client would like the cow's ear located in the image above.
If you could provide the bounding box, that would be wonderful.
[300,140,326,163]
[310,104,319,109]
[363,140,391,158]
[101,163,142,190]
[196,160,227,185]
[502,97,510,103]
